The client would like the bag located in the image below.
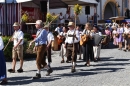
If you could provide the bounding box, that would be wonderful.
[80,34,89,45]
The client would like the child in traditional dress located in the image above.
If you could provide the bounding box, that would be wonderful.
[112,26,118,46]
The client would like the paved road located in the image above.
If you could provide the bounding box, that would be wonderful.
[5,45,130,86]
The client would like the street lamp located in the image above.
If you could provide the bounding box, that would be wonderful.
[115,2,120,16]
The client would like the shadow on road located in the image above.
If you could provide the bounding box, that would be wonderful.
[7,76,60,85]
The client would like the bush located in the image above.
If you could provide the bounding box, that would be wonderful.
[2,36,28,60]
[24,33,33,41]
[2,36,12,59]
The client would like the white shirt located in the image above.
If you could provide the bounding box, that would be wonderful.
[59,32,67,37]
[13,29,24,46]
[55,27,62,34]
[47,31,54,44]
[59,15,64,23]
[124,28,130,34]
[64,14,70,20]
[124,27,127,33]
[112,30,117,34]
[65,29,80,44]
[94,32,102,36]
[0,36,4,50]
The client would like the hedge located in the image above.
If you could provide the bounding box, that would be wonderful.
[2,36,30,60]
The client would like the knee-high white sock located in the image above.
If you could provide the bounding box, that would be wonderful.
[73,62,76,66]
[44,65,50,70]
[36,69,41,74]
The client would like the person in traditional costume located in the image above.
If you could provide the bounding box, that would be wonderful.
[117,24,124,50]
[44,25,54,76]
[8,22,24,73]
[55,24,63,35]
[58,26,68,63]
[82,23,94,66]
[76,25,83,60]
[123,24,130,52]
[112,26,118,46]
[0,32,8,85]
[44,24,54,76]
[29,20,53,79]
[64,22,80,72]
[92,26,102,61]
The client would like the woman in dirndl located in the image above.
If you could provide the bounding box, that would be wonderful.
[117,24,124,50]
[123,24,130,51]
[0,33,7,85]
[58,26,69,63]
[112,26,118,47]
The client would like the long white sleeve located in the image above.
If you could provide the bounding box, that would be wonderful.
[0,37,4,50]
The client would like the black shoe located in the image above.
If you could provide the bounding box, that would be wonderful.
[61,60,65,63]
[33,73,41,79]
[79,57,81,60]
[97,58,100,61]
[0,80,8,85]
[123,49,127,52]
[66,60,70,63]
[71,66,76,73]
[84,63,90,67]
[94,59,98,62]
[17,69,23,73]
[8,69,15,73]
[46,68,53,76]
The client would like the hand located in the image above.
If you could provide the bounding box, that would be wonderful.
[33,47,36,52]
[13,46,17,50]
[46,46,49,50]
[9,38,12,42]
[64,44,66,48]
[29,41,33,48]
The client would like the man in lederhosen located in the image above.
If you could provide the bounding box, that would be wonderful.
[64,22,80,73]
[8,22,24,73]
[44,24,54,76]
[29,20,53,79]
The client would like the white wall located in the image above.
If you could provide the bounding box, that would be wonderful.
[50,6,95,24]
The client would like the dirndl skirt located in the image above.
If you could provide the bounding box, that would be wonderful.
[0,50,6,80]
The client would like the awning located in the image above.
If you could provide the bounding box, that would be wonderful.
[61,0,98,5]
[109,16,126,20]
[0,0,32,3]
[32,0,68,9]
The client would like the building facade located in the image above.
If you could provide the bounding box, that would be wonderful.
[50,0,130,24]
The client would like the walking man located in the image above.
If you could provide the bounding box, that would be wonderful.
[65,22,80,72]
[8,22,24,73]
[44,24,54,76]
[29,20,53,79]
